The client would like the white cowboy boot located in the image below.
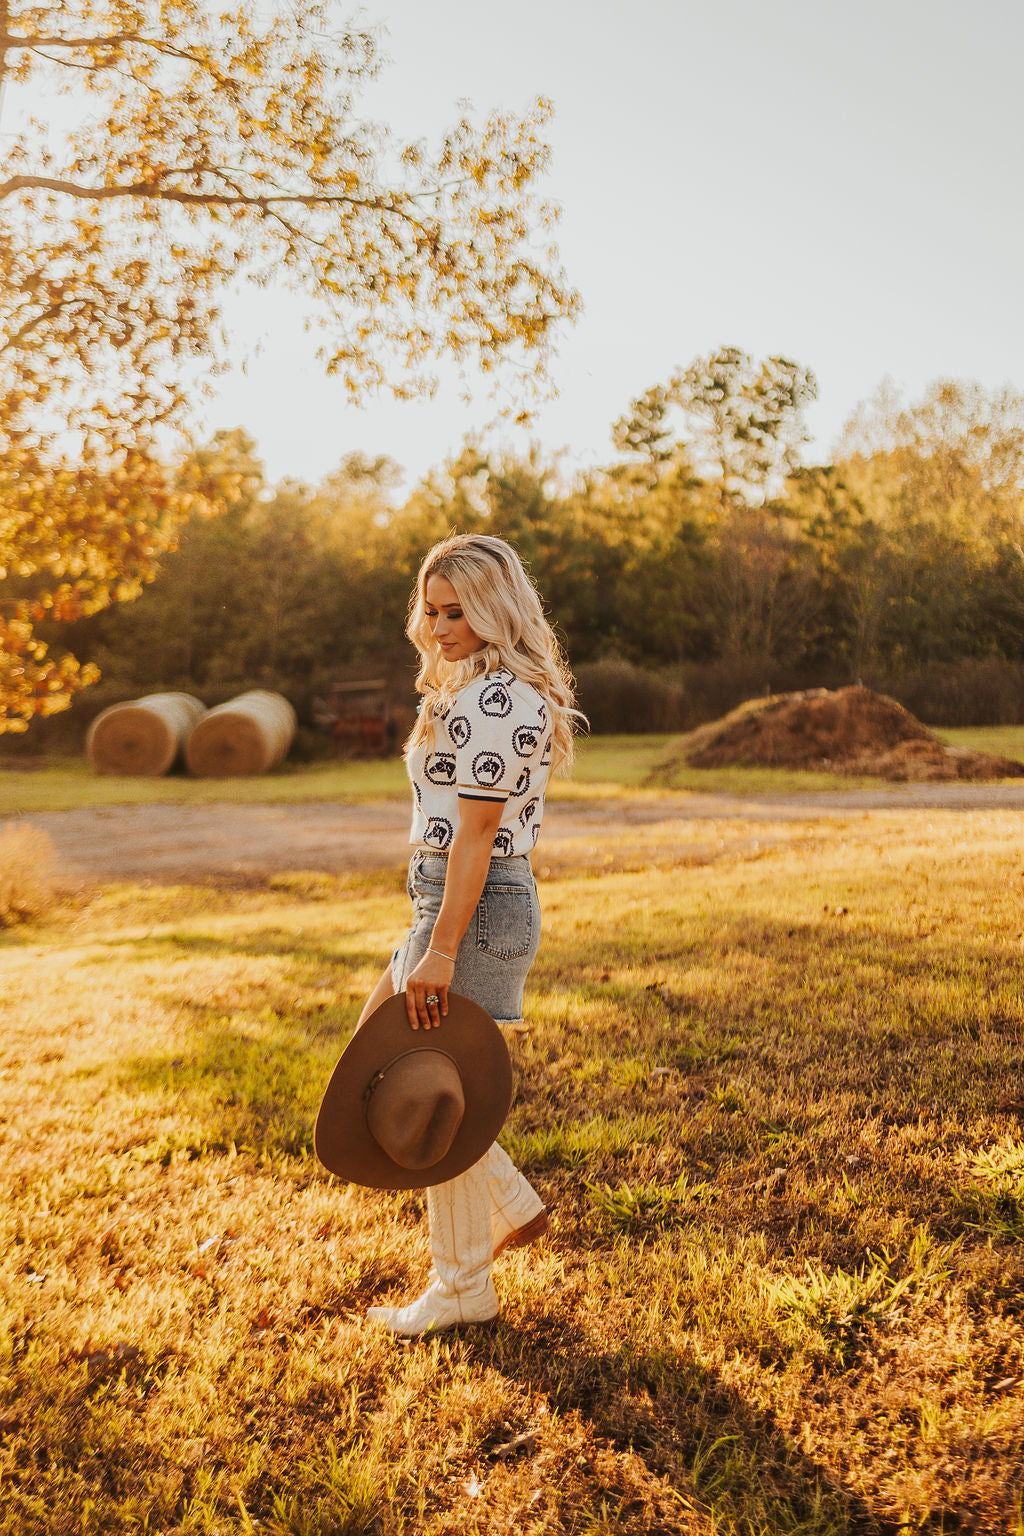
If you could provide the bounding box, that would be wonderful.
[487,1143,549,1257]
[367,1154,498,1336]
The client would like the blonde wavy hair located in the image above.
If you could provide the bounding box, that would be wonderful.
[405,533,583,771]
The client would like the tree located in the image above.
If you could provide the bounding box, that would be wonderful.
[610,383,675,470]
[71,438,430,712]
[836,378,1024,538]
[615,346,818,510]
[830,379,1024,670]
[0,436,248,730]
[0,0,578,729]
[52,430,260,693]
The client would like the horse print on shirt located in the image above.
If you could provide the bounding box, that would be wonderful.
[480,678,513,718]
[512,723,542,757]
[424,751,456,785]
[472,750,506,788]
[447,714,471,748]
[423,816,454,850]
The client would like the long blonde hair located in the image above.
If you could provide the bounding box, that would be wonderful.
[405,533,582,771]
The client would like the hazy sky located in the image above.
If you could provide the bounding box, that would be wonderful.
[202,0,1024,488]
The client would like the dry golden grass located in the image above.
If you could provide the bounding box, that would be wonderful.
[0,824,57,928]
[1,809,1023,1532]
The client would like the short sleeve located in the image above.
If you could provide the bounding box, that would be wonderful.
[449,673,544,803]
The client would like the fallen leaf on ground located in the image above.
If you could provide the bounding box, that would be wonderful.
[487,1430,540,1462]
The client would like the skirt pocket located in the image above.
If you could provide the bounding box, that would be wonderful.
[475,884,534,960]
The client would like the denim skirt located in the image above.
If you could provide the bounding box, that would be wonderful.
[390,850,541,1025]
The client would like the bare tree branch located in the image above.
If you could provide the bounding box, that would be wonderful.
[0,172,427,220]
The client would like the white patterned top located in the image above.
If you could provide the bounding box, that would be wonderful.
[406,668,553,857]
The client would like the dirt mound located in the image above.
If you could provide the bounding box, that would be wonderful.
[858,738,1024,782]
[677,687,1024,781]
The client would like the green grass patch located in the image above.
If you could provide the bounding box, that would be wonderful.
[644,750,889,795]
[954,1136,1024,1242]
[586,1172,713,1235]
[0,736,671,814]
[559,733,675,789]
[764,1229,960,1371]
[0,754,411,813]
[938,724,1024,759]
[7,726,1024,818]
[503,1111,669,1171]
[0,730,941,816]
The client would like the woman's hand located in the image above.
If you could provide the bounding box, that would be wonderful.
[405,949,456,1030]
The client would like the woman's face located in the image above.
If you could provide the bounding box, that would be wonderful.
[424,574,485,661]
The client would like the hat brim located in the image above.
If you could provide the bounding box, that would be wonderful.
[314,992,514,1189]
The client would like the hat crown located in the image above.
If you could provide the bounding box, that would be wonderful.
[365,1049,465,1170]
[314,992,513,1190]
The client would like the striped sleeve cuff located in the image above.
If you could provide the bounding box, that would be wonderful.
[457,785,509,803]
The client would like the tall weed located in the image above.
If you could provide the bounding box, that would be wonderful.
[0,824,57,927]
[956,1137,1024,1242]
[765,1229,960,1369]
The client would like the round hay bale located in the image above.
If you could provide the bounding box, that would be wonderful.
[86,692,207,776]
[184,690,297,777]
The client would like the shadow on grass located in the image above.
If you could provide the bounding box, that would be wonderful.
[525,911,1024,1117]
[457,1315,899,1535]
[3,1324,896,1535]
[99,928,385,969]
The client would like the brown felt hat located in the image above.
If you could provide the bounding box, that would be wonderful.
[314,992,513,1190]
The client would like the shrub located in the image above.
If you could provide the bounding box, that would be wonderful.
[573,658,687,734]
[678,658,819,728]
[0,825,58,927]
[871,657,1024,726]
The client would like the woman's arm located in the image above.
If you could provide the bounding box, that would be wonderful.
[404,796,505,1030]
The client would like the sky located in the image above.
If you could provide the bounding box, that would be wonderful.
[29,0,1024,490]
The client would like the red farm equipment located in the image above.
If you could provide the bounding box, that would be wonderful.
[314,679,394,758]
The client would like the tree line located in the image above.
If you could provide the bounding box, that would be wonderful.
[26,352,1024,746]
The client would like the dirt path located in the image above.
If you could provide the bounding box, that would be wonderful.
[9,783,1024,885]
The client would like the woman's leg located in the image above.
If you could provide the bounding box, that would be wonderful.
[367,1154,498,1335]
[366,868,494,1336]
[356,964,395,1029]
[486,1142,548,1256]
[366,855,546,1334]
[366,1143,549,1335]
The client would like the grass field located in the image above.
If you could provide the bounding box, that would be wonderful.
[0,737,667,815]
[3,727,1024,815]
[2,783,1023,1533]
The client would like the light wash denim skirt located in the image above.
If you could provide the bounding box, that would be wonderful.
[390,850,541,1024]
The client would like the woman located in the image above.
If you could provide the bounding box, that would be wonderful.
[359,532,580,1337]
